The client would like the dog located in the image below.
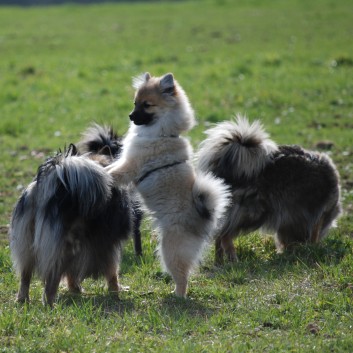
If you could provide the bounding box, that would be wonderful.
[106,72,230,297]
[77,124,143,256]
[9,127,135,306]
[197,115,341,264]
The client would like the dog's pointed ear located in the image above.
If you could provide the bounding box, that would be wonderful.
[132,72,151,90]
[66,143,78,157]
[160,73,175,95]
[98,145,112,157]
[144,72,151,81]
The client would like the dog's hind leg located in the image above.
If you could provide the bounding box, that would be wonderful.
[215,236,224,265]
[275,224,308,252]
[105,262,120,295]
[66,274,82,294]
[43,272,62,307]
[317,203,341,241]
[169,263,188,298]
[215,234,238,265]
[310,218,324,244]
[160,231,204,298]
[221,234,238,263]
[17,266,34,303]
[132,208,143,256]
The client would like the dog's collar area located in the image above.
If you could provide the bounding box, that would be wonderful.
[135,133,179,138]
[159,134,179,138]
[136,161,184,185]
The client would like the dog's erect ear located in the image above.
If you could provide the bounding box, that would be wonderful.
[66,143,78,157]
[144,72,151,81]
[98,145,112,157]
[160,73,175,95]
[132,72,151,90]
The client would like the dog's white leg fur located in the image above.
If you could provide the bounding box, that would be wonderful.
[105,158,137,186]
[159,226,206,297]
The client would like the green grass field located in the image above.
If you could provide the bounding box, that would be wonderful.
[1,0,353,351]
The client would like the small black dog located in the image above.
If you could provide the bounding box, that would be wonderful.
[197,116,341,263]
[9,125,140,306]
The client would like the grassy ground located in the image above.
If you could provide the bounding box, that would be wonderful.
[0,0,352,351]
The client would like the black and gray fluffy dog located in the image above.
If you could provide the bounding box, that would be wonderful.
[197,116,341,264]
[77,124,143,256]
[9,124,140,306]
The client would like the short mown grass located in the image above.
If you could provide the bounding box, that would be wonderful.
[1,0,352,352]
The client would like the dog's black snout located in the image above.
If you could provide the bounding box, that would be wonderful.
[128,108,154,126]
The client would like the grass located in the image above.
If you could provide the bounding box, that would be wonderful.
[0,0,353,351]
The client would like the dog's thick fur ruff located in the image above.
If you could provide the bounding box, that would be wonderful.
[10,130,134,306]
[107,73,230,297]
[197,115,341,263]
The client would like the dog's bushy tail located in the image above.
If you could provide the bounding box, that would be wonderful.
[192,172,231,233]
[36,145,113,219]
[78,123,122,158]
[197,115,278,183]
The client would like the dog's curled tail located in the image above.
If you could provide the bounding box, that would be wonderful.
[78,123,122,158]
[34,145,113,218]
[192,172,231,231]
[197,115,278,182]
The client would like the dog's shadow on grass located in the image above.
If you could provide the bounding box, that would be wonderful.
[57,292,136,315]
[160,294,217,319]
[57,288,216,319]
[53,236,350,316]
[207,234,351,282]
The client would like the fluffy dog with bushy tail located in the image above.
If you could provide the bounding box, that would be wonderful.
[10,128,134,306]
[197,115,341,263]
[107,72,231,297]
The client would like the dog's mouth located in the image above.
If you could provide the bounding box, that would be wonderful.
[129,110,155,126]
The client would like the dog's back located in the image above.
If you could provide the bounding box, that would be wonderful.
[259,145,341,245]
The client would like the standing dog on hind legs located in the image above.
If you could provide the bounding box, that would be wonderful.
[197,115,341,264]
[106,72,230,297]
[9,135,134,306]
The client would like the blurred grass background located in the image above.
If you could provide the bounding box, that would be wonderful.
[0,0,352,351]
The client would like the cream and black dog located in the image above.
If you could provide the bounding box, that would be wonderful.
[106,73,230,297]
[197,116,341,264]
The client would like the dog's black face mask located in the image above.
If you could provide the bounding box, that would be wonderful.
[129,105,155,126]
